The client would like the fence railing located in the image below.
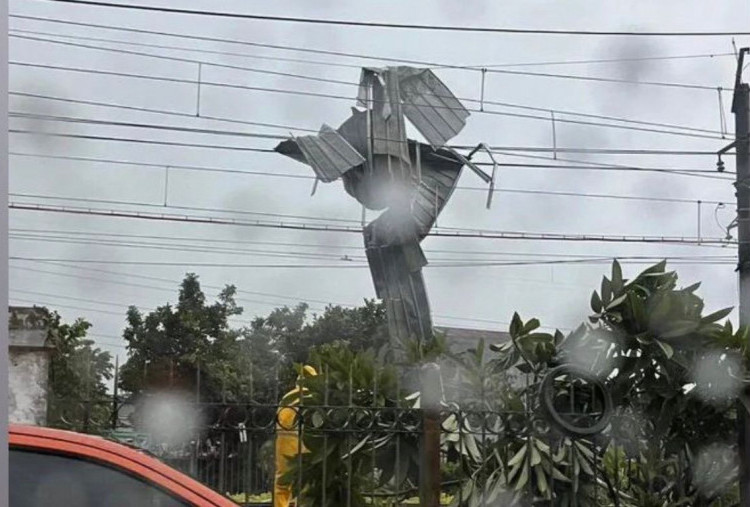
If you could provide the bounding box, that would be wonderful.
[46,365,740,506]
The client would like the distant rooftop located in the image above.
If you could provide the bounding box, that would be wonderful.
[435,326,510,354]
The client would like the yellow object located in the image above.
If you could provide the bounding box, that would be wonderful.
[274,365,317,507]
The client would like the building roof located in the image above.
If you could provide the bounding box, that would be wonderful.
[435,326,510,353]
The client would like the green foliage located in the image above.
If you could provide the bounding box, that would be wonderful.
[281,341,419,507]
[452,260,744,506]
[119,274,389,405]
[39,308,114,432]
[119,273,244,400]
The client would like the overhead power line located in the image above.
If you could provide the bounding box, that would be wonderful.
[11,263,336,312]
[10,201,736,246]
[10,235,734,264]
[9,63,728,141]
[9,28,736,73]
[10,109,733,158]
[34,0,750,37]
[10,111,287,140]
[9,167,728,206]
[11,60,731,140]
[11,14,739,70]
[9,150,736,189]
[10,261,524,328]
[11,31,731,130]
[9,255,736,268]
[10,91,320,133]
[10,127,733,181]
[10,228,739,257]
[10,128,274,153]
[8,104,736,166]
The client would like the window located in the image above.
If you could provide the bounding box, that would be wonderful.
[10,448,191,507]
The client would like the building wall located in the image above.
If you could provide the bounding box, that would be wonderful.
[9,349,50,425]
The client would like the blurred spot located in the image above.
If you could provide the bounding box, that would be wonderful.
[692,442,738,499]
[608,408,649,456]
[691,351,741,404]
[560,328,618,380]
[134,391,204,450]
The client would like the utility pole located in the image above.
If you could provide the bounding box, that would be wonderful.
[732,47,750,506]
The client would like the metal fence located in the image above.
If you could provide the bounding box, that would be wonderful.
[46,364,740,506]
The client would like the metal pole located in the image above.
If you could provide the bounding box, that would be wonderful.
[419,363,441,507]
[733,47,750,507]
[111,356,119,430]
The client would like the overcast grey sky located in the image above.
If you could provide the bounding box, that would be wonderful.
[8,0,750,366]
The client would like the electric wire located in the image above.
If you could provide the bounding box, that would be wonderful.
[9,152,731,204]
[9,201,737,246]
[33,0,750,37]
[9,31,734,138]
[10,60,737,142]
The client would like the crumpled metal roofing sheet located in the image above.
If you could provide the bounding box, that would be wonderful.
[397,68,470,148]
[294,124,365,183]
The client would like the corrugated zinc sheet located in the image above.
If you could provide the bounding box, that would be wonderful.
[294,124,365,183]
[363,239,433,344]
[409,143,465,238]
[397,68,470,148]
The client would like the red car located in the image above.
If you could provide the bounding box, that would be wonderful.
[9,424,238,506]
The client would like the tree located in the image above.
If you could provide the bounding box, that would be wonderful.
[118,273,243,403]
[452,260,744,506]
[243,300,389,396]
[39,308,114,432]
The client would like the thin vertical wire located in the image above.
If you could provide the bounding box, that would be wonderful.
[297,376,304,507]
[698,200,703,242]
[271,365,279,507]
[323,365,329,507]
[371,368,378,503]
[480,367,487,507]
[196,62,202,117]
[479,68,487,112]
[551,111,558,160]
[395,373,402,505]
[347,363,354,507]
[219,432,226,494]
[163,166,170,207]
[718,87,727,138]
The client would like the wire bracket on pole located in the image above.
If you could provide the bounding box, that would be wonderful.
[479,68,487,112]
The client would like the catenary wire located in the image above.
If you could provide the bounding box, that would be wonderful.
[9,60,735,141]
[10,14,741,69]
[9,202,737,246]
[9,31,734,137]
[32,1,750,37]
[9,152,732,203]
